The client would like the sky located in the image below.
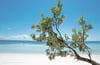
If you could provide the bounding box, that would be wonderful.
[0,0,100,41]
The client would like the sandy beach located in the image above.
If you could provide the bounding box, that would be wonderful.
[0,53,100,65]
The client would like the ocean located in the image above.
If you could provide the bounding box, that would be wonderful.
[0,40,100,54]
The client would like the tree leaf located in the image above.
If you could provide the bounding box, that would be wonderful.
[32,24,35,29]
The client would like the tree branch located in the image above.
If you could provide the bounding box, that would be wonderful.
[58,39,100,65]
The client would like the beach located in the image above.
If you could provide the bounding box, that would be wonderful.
[0,53,100,65]
[0,41,100,65]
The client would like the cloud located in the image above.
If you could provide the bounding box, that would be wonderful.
[0,34,32,40]
[0,34,99,41]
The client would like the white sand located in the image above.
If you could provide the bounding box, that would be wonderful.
[0,53,100,65]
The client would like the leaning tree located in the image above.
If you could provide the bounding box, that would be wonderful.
[31,0,100,65]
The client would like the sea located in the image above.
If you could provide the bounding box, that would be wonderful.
[0,40,100,54]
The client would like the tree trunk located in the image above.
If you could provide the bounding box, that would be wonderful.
[55,25,100,65]
[59,40,100,65]
[76,54,100,65]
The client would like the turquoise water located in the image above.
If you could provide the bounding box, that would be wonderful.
[0,40,100,54]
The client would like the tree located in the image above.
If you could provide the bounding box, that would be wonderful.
[31,0,100,65]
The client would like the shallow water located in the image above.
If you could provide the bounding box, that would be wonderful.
[0,40,100,54]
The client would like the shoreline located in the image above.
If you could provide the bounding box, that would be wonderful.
[0,53,100,65]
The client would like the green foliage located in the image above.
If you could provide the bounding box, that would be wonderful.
[88,23,92,29]
[64,34,69,40]
[31,34,36,40]
[31,0,67,60]
[78,16,93,31]
[39,17,53,32]
[71,16,93,52]
[57,15,66,25]
[32,24,35,29]
[51,0,63,18]
[36,25,41,32]
[31,0,93,61]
